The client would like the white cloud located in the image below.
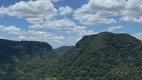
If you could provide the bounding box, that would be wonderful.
[74,12,116,25]
[29,18,95,36]
[2,26,21,34]
[74,1,118,25]
[22,30,52,37]
[71,26,96,36]
[16,30,80,48]
[0,0,57,23]
[59,6,73,15]
[0,0,95,36]
[26,18,44,25]
[121,16,142,23]
[90,0,126,11]
[0,25,4,30]
[134,32,142,40]
[74,0,142,25]
[106,26,123,32]
[17,30,70,48]
[0,0,68,26]
[29,24,44,29]
[0,25,81,48]
[18,36,27,39]
[43,18,76,30]
[36,0,62,2]
[0,36,4,39]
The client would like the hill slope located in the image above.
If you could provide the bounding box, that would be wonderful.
[46,32,142,80]
[0,39,58,80]
[1,32,142,80]
[55,46,74,54]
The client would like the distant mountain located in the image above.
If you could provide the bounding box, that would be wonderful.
[55,46,74,54]
[46,32,142,80]
[0,39,58,80]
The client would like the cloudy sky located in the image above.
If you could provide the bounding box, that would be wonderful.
[0,0,142,48]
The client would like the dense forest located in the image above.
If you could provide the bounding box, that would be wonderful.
[0,39,59,80]
[1,32,142,80]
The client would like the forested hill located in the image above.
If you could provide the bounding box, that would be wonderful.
[0,39,52,63]
[0,39,58,80]
[1,32,142,80]
[46,32,142,80]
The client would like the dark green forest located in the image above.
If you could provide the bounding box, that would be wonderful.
[1,32,142,80]
[0,40,58,80]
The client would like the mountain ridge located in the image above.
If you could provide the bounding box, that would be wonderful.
[1,32,142,80]
[45,32,142,80]
[0,39,58,80]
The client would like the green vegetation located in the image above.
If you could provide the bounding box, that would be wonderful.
[46,32,142,80]
[1,32,142,80]
[0,39,59,80]
[55,46,74,54]
[44,76,56,80]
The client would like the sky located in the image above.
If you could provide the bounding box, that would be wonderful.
[0,0,142,48]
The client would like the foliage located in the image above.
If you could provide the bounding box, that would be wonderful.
[46,32,142,80]
[0,39,58,80]
[1,32,142,80]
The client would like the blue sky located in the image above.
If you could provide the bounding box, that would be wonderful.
[0,0,142,48]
